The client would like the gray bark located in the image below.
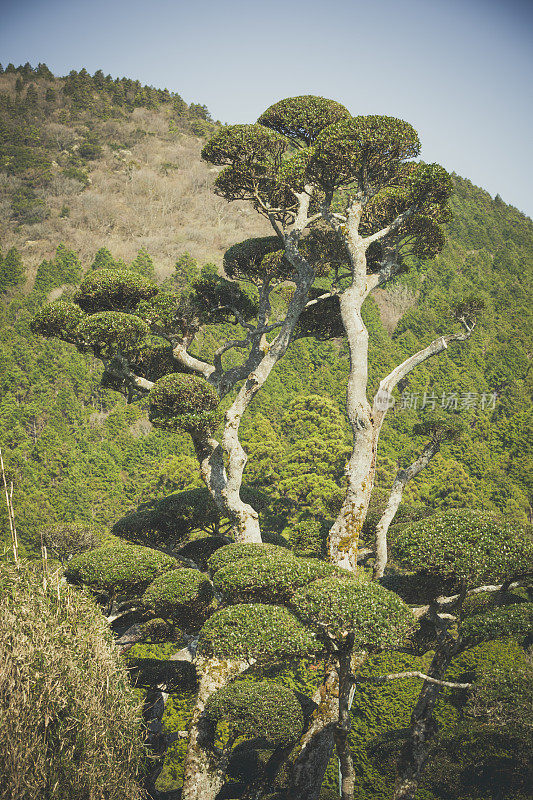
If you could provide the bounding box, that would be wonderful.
[373,439,440,579]
[181,656,250,800]
[288,668,339,800]
[335,650,356,800]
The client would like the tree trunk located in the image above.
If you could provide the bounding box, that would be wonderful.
[192,434,262,544]
[328,282,376,571]
[287,668,339,800]
[181,656,250,800]
[392,646,453,800]
[335,649,356,800]
[373,477,405,580]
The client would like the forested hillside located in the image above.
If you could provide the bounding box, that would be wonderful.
[0,65,532,800]
[0,63,531,556]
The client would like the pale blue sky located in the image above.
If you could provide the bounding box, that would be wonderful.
[1,0,531,217]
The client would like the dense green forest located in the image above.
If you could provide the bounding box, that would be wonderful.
[0,65,531,800]
[1,176,531,555]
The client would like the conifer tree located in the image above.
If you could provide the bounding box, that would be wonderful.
[130,247,155,278]
[0,247,25,292]
[90,246,117,271]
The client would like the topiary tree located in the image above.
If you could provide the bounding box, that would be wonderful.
[32,96,479,557]
[377,509,533,800]
[293,577,415,799]
[30,95,491,800]
[0,247,25,292]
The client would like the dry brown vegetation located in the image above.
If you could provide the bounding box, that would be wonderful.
[0,559,145,800]
[0,75,269,281]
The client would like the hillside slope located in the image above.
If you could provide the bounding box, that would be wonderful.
[0,64,532,558]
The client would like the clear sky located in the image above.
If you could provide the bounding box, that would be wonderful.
[1,0,531,217]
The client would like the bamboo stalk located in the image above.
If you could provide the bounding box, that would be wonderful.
[0,446,19,565]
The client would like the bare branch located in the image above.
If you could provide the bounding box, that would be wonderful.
[172,342,215,380]
[436,581,522,607]
[351,672,472,689]
[374,331,468,414]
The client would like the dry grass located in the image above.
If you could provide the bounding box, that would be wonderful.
[0,560,145,800]
[0,80,269,281]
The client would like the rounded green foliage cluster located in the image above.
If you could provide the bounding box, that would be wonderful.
[223,237,293,282]
[408,162,453,206]
[294,577,415,650]
[412,414,464,442]
[391,510,532,586]
[73,269,158,313]
[207,542,295,574]
[112,507,188,548]
[192,267,258,323]
[65,544,179,595]
[278,146,316,192]
[201,123,287,167]
[129,336,181,381]
[310,115,421,191]
[205,679,304,746]
[30,301,85,343]
[148,373,220,435]
[460,603,533,645]
[143,568,214,631]
[214,555,349,604]
[135,291,181,333]
[76,311,149,355]
[258,95,351,146]
[198,603,320,662]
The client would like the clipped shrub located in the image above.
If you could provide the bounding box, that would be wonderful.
[143,568,214,631]
[258,95,351,145]
[201,123,287,167]
[112,507,186,549]
[207,542,295,574]
[136,291,181,332]
[198,603,320,662]
[223,236,294,282]
[73,269,158,313]
[65,544,179,595]
[0,561,144,800]
[149,373,220,434]
[460,603,533,645]
[30,300,85,343]
[130,336,182,381]
[311,115,421,190]
[213,555,351,604]
[294,577,415,650]
[392,509,532,586]
[76,311,149,355]
[205,679,304,746]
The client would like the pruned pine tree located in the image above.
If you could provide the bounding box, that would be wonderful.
[62,536,417,800]
[32,95,480,557]
[373,415,464,579]
[202,97,484,569]
[29,96,501,800]
[387,510,532,800]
